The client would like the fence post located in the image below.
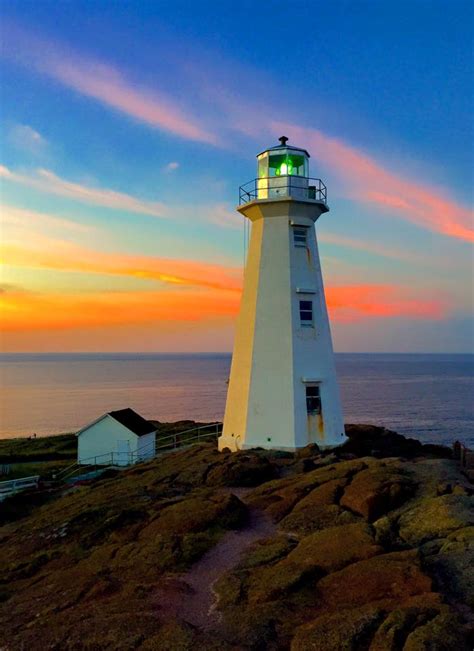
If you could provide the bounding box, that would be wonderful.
[173,434,177,449]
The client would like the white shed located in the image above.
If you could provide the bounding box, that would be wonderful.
[77,408,156,466]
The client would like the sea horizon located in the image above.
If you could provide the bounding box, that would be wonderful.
[1,352,473,445]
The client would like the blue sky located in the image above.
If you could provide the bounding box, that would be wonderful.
[0,0,473,352]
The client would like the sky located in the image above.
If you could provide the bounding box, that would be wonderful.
[0,0,473,353]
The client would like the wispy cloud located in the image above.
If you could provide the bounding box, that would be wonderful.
[164,162,180,173]
[1,232,449,327]
[1,239,243,293]
[271,122,474,243]
[9,124,47,154]
[0,281,448,333]
[0,287,240,332]
[1,23,217,145]
[326,284,448,321]
[318,232,419,263]
[0,165,166,218]
[2,204,94,233]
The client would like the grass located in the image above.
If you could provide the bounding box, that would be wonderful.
[0,420,220,480]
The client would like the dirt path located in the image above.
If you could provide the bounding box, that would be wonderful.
[154,493,276,631]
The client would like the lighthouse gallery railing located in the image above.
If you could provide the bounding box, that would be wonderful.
[239,176,327,205]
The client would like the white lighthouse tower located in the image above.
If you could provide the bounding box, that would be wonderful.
[218,137,345,452]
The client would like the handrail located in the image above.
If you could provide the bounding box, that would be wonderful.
[56,451,115,480]
[56,422,223,483]
[239,176,327,205]
[129,422,222,462]
[0,475,40,497]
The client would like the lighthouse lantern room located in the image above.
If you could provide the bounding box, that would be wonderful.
[219,137,345,452]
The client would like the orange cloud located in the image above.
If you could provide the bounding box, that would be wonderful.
[0,281,448,336]
[0,287,239,332]
[271,122,474,243]
[326,285,447,321]
[1,241,243,293]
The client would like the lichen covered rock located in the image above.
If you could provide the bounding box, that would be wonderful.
[291,604,386,651]
[316,550,433,611]
[340,465,415,521]
[398,494,474,545]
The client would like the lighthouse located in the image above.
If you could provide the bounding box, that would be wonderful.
[218,137,345,452]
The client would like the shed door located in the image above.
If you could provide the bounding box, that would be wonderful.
[116,440,131,466]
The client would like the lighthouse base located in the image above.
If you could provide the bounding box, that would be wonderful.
[218,434,346,453]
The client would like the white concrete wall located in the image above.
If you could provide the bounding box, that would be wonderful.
[220,197,345,451]
[77,415,139,465]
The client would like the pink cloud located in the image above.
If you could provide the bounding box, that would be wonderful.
[0,165,166,217]
[1,24,217,146]
[271,122,473,243]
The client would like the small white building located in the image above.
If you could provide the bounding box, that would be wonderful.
[77,408,157,466]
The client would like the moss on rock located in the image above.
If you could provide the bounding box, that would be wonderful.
[316,550,433,611]
[340,465,415,521]
[398,494,474,545]
[286,522,382,573]
[291,604,386,651]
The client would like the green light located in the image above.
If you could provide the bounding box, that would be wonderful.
[277,159,293,176]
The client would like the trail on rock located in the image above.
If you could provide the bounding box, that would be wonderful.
[154,496,276,631]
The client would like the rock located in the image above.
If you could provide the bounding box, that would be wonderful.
[368,593,443,650]
[140,620,229,651]
[289,458,317,474]
[340,465,415,521]
[279,504,358,535]
[239,535,297,569]
[221,602,283,649]
[291,477,348,511]
[278,477,360,534]
[398,495,474,545]
[286,522,382,574]
[424,526,474,608]
[295,443,320,459]
[206,452,277,487]
[316,551,433,611]
[342,425,424,458]
[249,458,369,522]
[141,491,247,537]
[291,604,386,651]
[247,560,321,604]
[403,611,470,651]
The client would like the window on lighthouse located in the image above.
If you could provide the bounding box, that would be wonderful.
[299,300,314,327]
[293,228,307,247]
[306,385,321,414]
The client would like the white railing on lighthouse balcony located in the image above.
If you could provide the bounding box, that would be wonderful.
[239,176,327,205]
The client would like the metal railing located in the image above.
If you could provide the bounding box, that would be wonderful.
[239,176,327,205]
[0,475,40,501]
[56,422,223,483]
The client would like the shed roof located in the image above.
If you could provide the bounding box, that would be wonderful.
[76,407,156,437]
[108,408,156,436]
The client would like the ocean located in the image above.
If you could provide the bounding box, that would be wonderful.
[0,353,473,446]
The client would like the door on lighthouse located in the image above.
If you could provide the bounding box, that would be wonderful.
[305,385,324,444]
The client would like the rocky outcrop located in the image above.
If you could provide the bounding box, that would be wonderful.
[0,424,472,650]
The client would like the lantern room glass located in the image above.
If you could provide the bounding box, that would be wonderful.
[257,147,309,200]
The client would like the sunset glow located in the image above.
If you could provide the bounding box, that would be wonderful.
[0,4,472,353]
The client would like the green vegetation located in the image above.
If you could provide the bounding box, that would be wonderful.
[0,420,220,481]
